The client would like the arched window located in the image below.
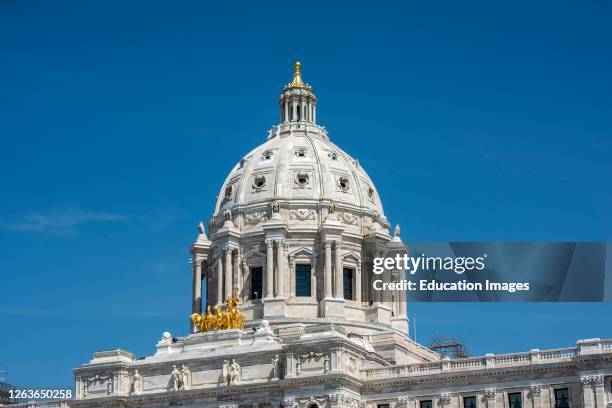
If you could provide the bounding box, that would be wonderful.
[295,264,311,296]
[296,104,301,121]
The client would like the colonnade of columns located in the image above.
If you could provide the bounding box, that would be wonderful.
[280,96,316,123]
[203,245,241,305]
[192,239,401,317]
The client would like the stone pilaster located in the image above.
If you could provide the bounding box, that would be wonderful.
[529,385,542,408]
[581,375,606,408]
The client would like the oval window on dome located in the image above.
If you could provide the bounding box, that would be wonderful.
[261,150,273,160]
[295,147,308,158]
[252,175,266,191]
[295,172,309,188]
[367,186,375,200]
[328,151,338,161]
[338,176,350,192]
[224,185,233,199]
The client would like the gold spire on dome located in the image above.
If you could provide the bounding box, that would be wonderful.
[288,61,308,89]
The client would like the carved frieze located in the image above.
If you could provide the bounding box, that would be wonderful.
[290,209,316,221]
[244,211,268,225]
[338,211,358,225]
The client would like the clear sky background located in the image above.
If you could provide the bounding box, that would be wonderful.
[1,0,611,388]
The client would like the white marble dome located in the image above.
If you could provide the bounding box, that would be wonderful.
[213,125,385,220]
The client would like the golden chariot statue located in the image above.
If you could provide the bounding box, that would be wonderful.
[190,289,245,333]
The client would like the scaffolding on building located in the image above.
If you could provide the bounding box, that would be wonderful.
[428,335,470,359]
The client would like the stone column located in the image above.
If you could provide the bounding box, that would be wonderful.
[355,264,362,302]
[276,239,285,297]
[224,246,233,298]
[216,256,223,304]
[311,255,318,302]
[284,100,289,123]
[233,250,240,293]
[292,100,297,122]
[266,239,274,298]
[334,241,343,299]
[313,105,316,123]
[324,241,332,298]
[192,257,203,314]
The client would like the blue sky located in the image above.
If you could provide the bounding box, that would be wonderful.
[1,0,611,388]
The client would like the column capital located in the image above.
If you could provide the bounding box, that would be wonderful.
[324,241,333,249]
[222,242,239,251]
[265,238,274,247]
[190,255,206,265]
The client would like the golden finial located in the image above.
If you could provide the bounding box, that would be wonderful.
[288,60,307,89]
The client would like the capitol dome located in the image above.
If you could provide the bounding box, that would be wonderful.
[213,62,385,225]
[190,62,409,343]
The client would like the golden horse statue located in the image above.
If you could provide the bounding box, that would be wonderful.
[191,290,245,333]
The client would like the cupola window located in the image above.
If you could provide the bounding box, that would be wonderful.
[250,266,262,300]
[343,267,354,300]
[295,264,312,297]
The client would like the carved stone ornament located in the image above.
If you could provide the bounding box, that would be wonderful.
[283,398,298,408]
[170,365,182,391]
[221,359,240,385]
[338,211,358,225]
[290,208,316,221]
[440,393,452,403]
[529,385,542,397]
[485,389,496,400]
[348,357,357,373]
[244,211,268,225]
[397,398,410,408]
[131,370,141,395]
[581,375,605,386]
